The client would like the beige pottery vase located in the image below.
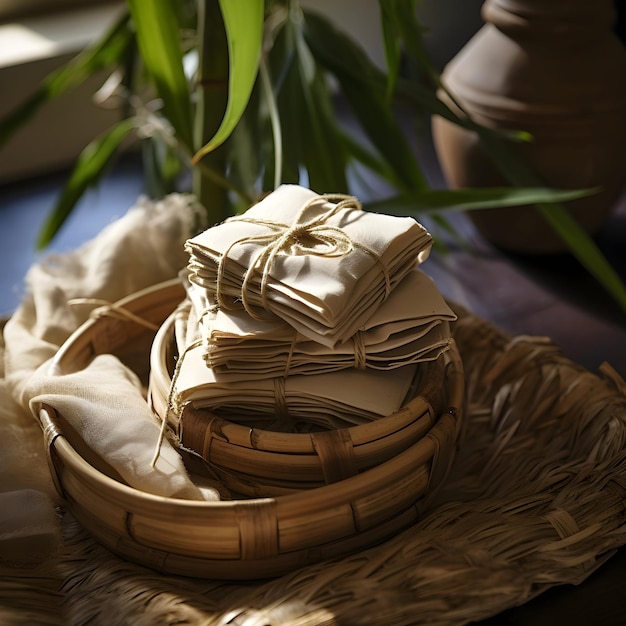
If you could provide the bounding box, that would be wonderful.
[431,0,626,253]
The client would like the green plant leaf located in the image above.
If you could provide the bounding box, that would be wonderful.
[292,19,348,192]
[301,67,350,192]
[141,135,182,199]
[339,129,399,186]
[396,77,533,145]
[193,0,264,163]
[302,9,428,192]
[365,187,599,216]
[259,58,283,190]
[269,17,348,192]
[386,0,433,76]
[378,0,402,99]
[0,12,132,146]
[37,118,135,249]
[266,16,303,186]
[127,0,193,150]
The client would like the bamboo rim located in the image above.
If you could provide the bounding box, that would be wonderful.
[43,279,465,579]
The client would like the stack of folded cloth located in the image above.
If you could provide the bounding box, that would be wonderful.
[169,184,456,431]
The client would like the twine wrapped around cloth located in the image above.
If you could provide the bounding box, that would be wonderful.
[166,339,420,430]
[183,266,456,379]
[186,185,433,348]
[217,193,391,319]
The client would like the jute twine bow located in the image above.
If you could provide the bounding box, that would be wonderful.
[215,194,392,320]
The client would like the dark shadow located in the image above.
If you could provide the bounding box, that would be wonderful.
[473,548,626,626]
[494,211,626,328]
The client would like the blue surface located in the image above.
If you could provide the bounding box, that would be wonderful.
[0,154,146,316]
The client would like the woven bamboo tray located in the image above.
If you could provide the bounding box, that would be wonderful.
[41,279,465,579]
[149,307,450,496]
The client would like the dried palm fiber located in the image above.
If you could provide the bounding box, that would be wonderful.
[148,293,451,497]
[4,297,626,624]
[40,279,464,577]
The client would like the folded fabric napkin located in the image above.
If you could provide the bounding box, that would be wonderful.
[184,267,456,379]
[185,185,432,348]
[170,342,419,431]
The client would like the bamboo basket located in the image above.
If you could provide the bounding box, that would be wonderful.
[149,307,451,496]
[41,279,465,579]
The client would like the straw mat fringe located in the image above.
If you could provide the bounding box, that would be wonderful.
[3,305,626,625]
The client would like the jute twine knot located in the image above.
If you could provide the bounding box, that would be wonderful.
[352,332,367,370]
[215,193,391,320]
[67,298,160,331]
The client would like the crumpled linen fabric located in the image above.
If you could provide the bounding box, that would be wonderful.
[27,354,203,500]
[5,193,199,401]
[0,194,206,565]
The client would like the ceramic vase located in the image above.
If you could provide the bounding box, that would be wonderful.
[431,0,626,253]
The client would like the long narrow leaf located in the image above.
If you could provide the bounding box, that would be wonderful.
[378,0,402,99]
[127,0,193,150]
[365,187,599,216]
[300,68,350,192]
[37,118,135,249]
[269,23,302,185]
[339,129,400,186]
[0,12,132,146]
[384,0,434,78]
[259,58,283,190]
[193,0,264,163]
[295,18,349,192]
[302,9,428,192]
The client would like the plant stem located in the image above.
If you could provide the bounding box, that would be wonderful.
[193,0,230,224]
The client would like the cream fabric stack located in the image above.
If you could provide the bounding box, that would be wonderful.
[173,185,456,430]
[185,268,455,378]
[186,184,434,346]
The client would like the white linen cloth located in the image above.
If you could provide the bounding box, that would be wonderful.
[3,194,211,505]
[185,185,433,347]
[28,355,204,500]
[185,267,456,378]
